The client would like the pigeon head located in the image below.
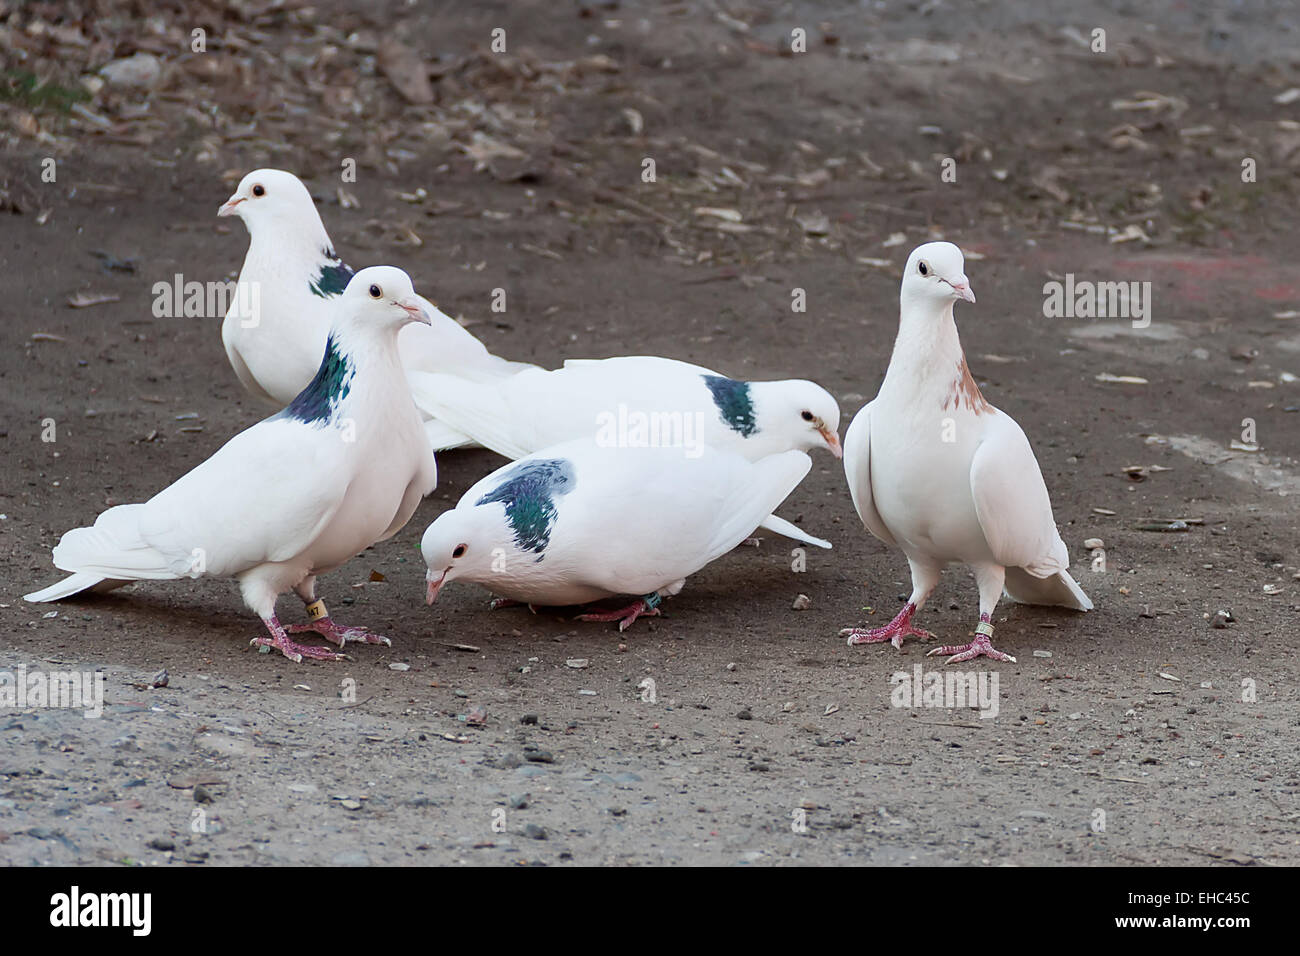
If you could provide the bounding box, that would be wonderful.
[218,168,321,233]
[900,241,975,309]
[757,380,843,458]
[340,266,432,330]
[421,509,494,604]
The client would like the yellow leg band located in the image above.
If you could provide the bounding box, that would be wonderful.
[306,599,328,621]
[975,621,995,638]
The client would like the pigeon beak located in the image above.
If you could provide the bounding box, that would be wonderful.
[951,278,975,303]
[399,299,433,326]
[819,426,843,459]
[425,569,447,605]
[217,195,244,217]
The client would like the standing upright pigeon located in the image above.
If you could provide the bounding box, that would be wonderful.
[421,438,813,630]
[408,355,841,548]
[25,267,439,663]
[839,242,1091,663]
[218,168,535,412]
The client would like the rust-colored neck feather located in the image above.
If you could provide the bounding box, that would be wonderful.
[942,356,992,415]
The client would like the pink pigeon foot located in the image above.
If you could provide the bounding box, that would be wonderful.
[252,616,349,663]
[841,602,935,649]
[287,616,391,648]
[489,597,538,612]
[927,618,1016,664]
[576,595,662,632]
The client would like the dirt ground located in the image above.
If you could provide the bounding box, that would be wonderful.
[1,1,1298,867]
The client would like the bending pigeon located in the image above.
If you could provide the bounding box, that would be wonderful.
[409,355,841,548]
[840,242,1091,663]
[218,168,535,418]
[26,267,439,663]
[421,439,812,630]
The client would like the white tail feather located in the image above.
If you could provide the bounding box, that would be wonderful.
[1004,567,1093,611]
[406,371,530,460]
[757,514,832,549]
[24,571,118,603]
[423,419,475,452]
[48,504,180,581]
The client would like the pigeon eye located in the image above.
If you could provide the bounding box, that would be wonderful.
[918,261,929,276]
[452,543,467,559]
[368,284,382,299]
[251,184,265,197]
[801,410,814,422]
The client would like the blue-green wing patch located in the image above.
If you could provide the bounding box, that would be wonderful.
[309,249,354,298]
[276,334,354,425]
[476,459,576,560]
[702,374,757,438]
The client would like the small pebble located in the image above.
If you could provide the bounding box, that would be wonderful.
[792,594,811,610]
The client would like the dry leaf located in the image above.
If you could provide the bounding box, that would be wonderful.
[378,38,434,105]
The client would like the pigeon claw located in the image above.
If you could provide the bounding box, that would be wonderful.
[576,599,662,632]
[841,602,933,649]
[249,635,350,663]
[926,632,1016,665]
[287,618,391,648]
[488,597,539,613]
[840,623,934,649]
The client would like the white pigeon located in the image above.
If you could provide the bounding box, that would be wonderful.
[408,355,841,548]
[840,241,1092,663]
[218,168,535,425]
[420,438,813,630]
[25,267,439,663]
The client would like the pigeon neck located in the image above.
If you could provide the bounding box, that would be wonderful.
[245,215,341,287]
[278,333,356,425]
[886,299,994,415]
[886,299,965,383]
[280,323,404,424]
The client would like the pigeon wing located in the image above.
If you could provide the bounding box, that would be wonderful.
[406,370,534,460]
[132,418,353,577]
[842,401,897,547]
[968,411,1069,578]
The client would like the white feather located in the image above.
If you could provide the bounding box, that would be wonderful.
[218,169,537,447]
[423,440,812,608]
[28,267,439,635]
[408,355,840,546]
[843,241,1090,655]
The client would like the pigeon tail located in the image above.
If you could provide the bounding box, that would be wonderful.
[1003,567,1093,611]
[407,371,532,460]
[757,513,832,549]
[24,571,126,603]
[423,418,476,452]
[48,504,181,581]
